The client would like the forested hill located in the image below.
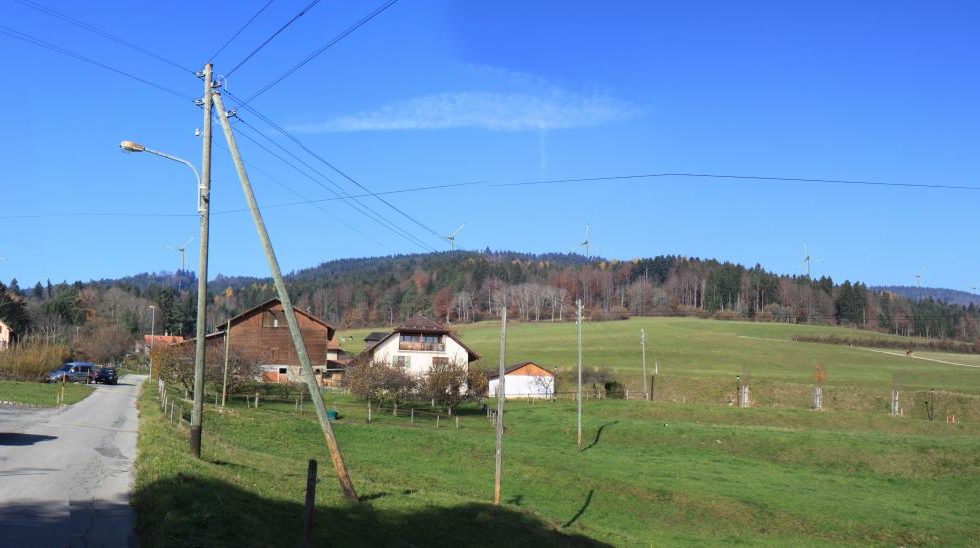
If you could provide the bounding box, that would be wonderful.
[5,251,980,350]
[874,286,979,307]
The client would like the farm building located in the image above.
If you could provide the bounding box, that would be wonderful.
[488,362,556,399]
[358,314,480,375]
[180,298,348,387]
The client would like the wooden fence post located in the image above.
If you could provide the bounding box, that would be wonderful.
[411,408,415,425]
[367,401,372,423]
[303,459,318,547]
[436,415,440,429]
[455,416,459,429]
[255,392,260,408]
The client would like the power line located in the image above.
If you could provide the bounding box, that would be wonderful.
[208,0,277,63]
[213,128,402,252]
[224,0,324,78]
[231,118,437,251]
[13,0,195,74]
[492,172,980,192]
[210,179,486,214]
[0,23,194,102]
[225,93,445,240]
[236,0,400,107]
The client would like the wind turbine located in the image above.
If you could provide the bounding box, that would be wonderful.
[443,224,465,251]
[801,242,814,278]
[913,267,927,288]
[578,225,591,258]
[166,237,193,272]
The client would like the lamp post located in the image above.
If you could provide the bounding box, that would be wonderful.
[148,305,155,379]
[122,138,210,457]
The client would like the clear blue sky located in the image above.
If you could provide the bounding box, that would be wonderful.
[1,1,977,291]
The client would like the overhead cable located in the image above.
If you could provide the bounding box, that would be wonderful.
[224,0,324,78]
[492,172,980,192]
[13,0,195,74]
[0,23,193,101]
[208,0,277,63]
[235,0,400,107]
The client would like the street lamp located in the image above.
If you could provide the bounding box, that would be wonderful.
[120,141,204,213]
[148,305,155,380]
[122,138,211,457]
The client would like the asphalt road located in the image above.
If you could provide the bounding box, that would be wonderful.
[0,375,145,547]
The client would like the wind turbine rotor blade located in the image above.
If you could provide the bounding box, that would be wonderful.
[451,224,465,238]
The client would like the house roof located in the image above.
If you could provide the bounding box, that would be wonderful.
[364,331,389,342]
[184,298,338,345]
[397,314,448,334]
[358,316,481,362]
[486,361,556,380]
[144,334,185,346]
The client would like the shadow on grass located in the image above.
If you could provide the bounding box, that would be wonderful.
[582,422,618,452]
[563,489,595,529]
[0,433,57,446]
[133,474,609,547]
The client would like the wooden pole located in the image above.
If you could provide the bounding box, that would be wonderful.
[640,328,648,400]
[214,93,357,501]
[221,318,231,407]
[494,301,507,505]
[303,459,317,547]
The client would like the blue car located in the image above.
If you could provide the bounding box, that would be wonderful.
[47,361,97,384]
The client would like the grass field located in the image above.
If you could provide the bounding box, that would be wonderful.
[0,380,94,406]
[342,318,980,396]
[132,318,980,545]
[134,385,980,546]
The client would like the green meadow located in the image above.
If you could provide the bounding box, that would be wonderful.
[133,318,980,546]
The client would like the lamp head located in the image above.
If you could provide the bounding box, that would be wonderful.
[120,140,145,153]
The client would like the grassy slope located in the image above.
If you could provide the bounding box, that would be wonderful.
[0,380,93,406]
[134,387,980,546]
[342,318,980,394]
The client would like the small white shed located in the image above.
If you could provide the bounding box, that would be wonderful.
[487,362,556,399]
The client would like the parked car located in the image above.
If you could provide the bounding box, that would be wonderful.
[95,367,118,385]
[47,361,97,384]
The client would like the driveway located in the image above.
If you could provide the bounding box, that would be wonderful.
[0,374,146,547]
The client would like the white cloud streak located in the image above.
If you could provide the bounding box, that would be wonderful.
[290,91,635,133]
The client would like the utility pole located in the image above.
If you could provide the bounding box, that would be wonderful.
[148,305,155,379]
[577,299,583,450]
[493,299,507,505]
[190,63,214,459]
[221,318,231,407]
[213,91,358,501]
[640,328,648,400]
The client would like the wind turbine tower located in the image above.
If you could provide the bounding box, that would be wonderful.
[443,224,465,251]
[802,242,812,278]
[579,225,591,258]
[167,237,194,272]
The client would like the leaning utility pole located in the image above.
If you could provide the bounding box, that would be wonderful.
[577,299,583,450]
[640,328,648,400]
[213,91,358,501]
[493,300,507,505]
[190,63,214,458]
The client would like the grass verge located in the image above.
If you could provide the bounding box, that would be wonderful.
[0,380,93,406]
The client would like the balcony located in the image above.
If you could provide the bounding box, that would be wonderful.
[399,341,445,352]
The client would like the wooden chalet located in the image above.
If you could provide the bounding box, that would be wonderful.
[182,298,347,387]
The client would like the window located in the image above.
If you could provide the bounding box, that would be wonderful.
[432,357,449,367]
[278,367,287,374]
[262,311,283,328]
[395,355,411,368]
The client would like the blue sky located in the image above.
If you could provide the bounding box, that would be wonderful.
[1,0,977,291]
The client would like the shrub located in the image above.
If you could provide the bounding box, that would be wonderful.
[0,339,70,381]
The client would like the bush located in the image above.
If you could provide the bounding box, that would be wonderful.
[345,360,415,404]
[0,339,70,381]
